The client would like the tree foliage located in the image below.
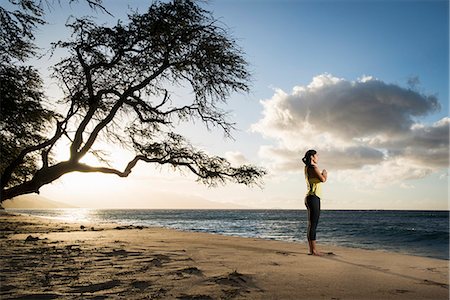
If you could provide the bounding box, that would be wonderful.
[1,0,266,202]
[1,0,54,191]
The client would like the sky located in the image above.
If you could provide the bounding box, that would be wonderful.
[16,0,449,209]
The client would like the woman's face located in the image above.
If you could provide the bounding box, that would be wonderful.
[311,153,319,164]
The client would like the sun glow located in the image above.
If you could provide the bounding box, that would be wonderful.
[54,208,95,223]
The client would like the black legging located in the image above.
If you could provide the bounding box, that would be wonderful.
[305,195,321,241]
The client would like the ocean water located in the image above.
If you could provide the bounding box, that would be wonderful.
[8,209,449,260]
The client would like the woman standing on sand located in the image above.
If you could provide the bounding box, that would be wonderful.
[302,149,327,256]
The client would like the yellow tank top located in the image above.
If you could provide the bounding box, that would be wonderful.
[305,166,322,197]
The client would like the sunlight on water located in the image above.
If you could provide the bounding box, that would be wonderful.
[57,208,94,223]
[24,208,97,223]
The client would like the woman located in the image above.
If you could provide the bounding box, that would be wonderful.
[302,149,327,256]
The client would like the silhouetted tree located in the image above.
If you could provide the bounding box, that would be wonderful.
[1,0,266,202]
[1,0,53,194]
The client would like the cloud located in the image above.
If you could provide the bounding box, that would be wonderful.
[252,74,448,185]
[382,117,449,167]
[258,145,384,172]
[224,151,248,166]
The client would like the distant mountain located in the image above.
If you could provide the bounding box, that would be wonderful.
[1,193,250,210]
[2,195,77,209]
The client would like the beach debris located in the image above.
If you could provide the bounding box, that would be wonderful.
[112,249,128,256]
[174,266,203,276]
[25,235,40,242]
[80,225,86,230]
[177,294,213,300]
[213,270,250,287]
[131,280,151,290]
[114,224,144,230]
[114,225,128,230]
[149,258,163,267]
[65,244,81,252]
[147,254,171,267]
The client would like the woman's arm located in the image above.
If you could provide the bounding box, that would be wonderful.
[310,166,327,182]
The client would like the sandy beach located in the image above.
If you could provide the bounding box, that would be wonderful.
[0,211,448,299]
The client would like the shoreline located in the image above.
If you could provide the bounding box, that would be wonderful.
[7,208,449,261]
[1,212,448,299]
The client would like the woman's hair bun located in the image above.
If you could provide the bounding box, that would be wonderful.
[302,149,317,166]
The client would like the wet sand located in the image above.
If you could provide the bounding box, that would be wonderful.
[0,211,448,299]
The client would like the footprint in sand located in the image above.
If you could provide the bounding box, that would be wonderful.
[70,279,121,293]
[393,289,411,294]
[422,279,449,289]
[211,271,252,288]
[100,249,142,257]
[205,271,262,299]
[131,280,151,291]
[173,266,203,277]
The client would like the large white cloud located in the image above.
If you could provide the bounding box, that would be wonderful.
[252,74,448,185]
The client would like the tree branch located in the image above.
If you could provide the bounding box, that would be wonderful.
[77,58,173,157]
[73,153,265,189]
[75,45,94,99]
[70,103,98,159]
[124,97,171,125]
[1,121,64,189]
[78,98,124,157]
[128,53,170,94]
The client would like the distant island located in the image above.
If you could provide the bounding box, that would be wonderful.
[1,195,77,209]
[1,194,251,210]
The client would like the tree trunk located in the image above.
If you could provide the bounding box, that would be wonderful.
[1,161,76,202]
